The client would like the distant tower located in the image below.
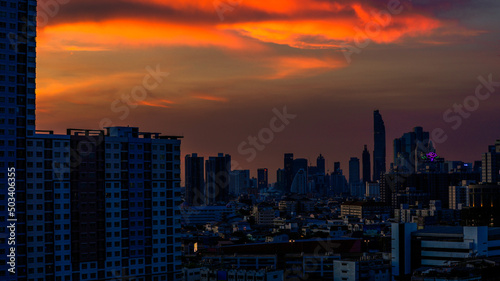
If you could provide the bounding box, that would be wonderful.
[257,168,269,190]
[317,154,326,175]
[362,145,371,184]
[333,162,341,174]
[373,110,386,181]
[284,153,294,192]
[482,140,500,183]
[349,157,361,197]
[185,154,205,206]
[291,169,307,194]
[205,153,231,205]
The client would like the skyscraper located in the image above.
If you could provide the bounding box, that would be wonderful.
[373,110,386,181]
[0,3,184,279]
[333,162,341,174]
[185,153,204,206]
[393,126,434,173]
[229,170,250,195]
[362,145,371,184]
[257,168,268,190]
[482,140,500,183]
[1,1,37,279]
[205,153,231,205]
[349,157,361,197]
[284,153,294,193]
[317,154,325,175]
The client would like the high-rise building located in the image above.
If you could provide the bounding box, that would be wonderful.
[205,153,231,205]
[393,126,434,173]
[290,169,307,194]
[13,127,183,281]
[373,110,386,181]
[362,145,371,184]
[0,3,184,279]
[229,170,250,195]
[349,157,361,197]
[333,162,340,174]
[275,168,286,193]
[316,154,325,175]
[284,153,294,193]
[185,153,204,206]
[293,158,308,182]
[257,168,268,190]
[482,140,500,183]
[0,2,37,279]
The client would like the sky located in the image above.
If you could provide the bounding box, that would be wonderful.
[35,0,500,181]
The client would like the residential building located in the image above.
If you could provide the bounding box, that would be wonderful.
[185,153,204,206]
[205,153,231,205]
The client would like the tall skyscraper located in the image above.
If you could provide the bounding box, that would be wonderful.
[185,153,204,206]
[362,145,371,184]
[1,1,37,279]
[349,157,361,197]
[205,153,231,205]
[257,168,268,190]
[317,154,325,175]
[284,153,294,193]
[482,140,500,183]
[373,110,386,181]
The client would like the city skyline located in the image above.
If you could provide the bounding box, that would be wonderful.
[34,0,500,182]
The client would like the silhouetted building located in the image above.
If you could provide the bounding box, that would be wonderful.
[257,168,268,190]
[381,172,480,209]
[349,157,361,197]
[482,140,500,183]
[230,170,250,195]
[206,153,231,205]
[362,145,371,184]
[185,153,205,206]
[317,154,325,175]
[291,169,307,194]
[284,153,294,193]
[293,158,308,180]
[373,110,386,181]
[276,168,286,193]
[393,126,434,173]
[334,162,341,174]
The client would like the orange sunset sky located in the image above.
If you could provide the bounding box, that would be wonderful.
[35,0,500,180]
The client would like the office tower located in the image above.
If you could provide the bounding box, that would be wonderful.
[393,126,434,173]
[290,169,307,194]
[293,158,308,180]
[373,110,386,181]
[284,153,294,193]
[229,170,250,195]
[257,168,268,190]
[482,140,500,183]
[18,127,183,281]
[205,153,231,205]
[275,168,286,193]
[0,1,37,279]
[349,157,361,197]
[185,153,204,206]
[362,145,371,184]
[316,154,325,175]
[333,162,340,174]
